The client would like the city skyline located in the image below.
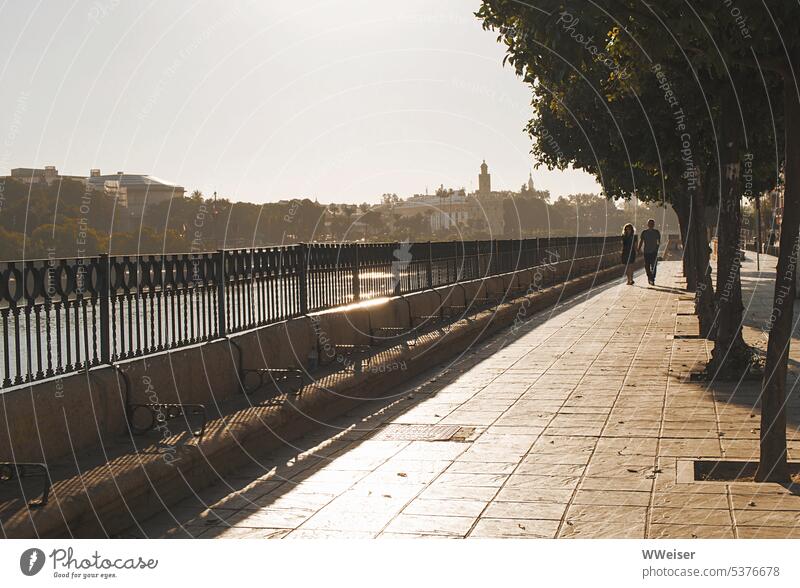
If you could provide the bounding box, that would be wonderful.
[0,0,601,205]
[0,158,575,205]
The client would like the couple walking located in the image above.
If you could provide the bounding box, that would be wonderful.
[621,219,660,286]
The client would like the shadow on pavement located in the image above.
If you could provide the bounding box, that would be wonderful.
[128,270,630,538]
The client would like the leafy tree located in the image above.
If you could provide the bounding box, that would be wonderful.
[477,0,798,481]
[0,227,25,260]
[476,1,715,336]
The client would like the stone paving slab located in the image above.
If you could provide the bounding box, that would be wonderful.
[132,256,800,539]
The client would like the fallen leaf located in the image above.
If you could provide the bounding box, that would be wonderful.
[397,472,408,477]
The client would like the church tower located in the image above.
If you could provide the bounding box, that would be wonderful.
[478,160,491,196]
[527,172,535,193]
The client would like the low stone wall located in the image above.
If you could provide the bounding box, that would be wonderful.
[0,252,635,537]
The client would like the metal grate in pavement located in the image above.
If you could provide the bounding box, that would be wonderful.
[372,424,467,441]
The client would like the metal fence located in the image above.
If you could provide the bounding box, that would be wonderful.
[0,236,620,389]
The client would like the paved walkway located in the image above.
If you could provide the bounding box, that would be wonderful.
[134,256,800,539]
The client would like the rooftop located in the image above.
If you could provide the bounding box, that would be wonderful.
[87,173,184,190]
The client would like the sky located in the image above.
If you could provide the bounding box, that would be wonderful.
[0,0,601,204]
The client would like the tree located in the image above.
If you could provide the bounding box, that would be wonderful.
[476,1,795,479]
[0,227,25,260]
[476,1,717,333]
[607,0,796,481]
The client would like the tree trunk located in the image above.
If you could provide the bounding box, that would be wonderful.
[708,86,752,376]
[690,185,715,336]
[756,74,800,483]
[673,199,693,288]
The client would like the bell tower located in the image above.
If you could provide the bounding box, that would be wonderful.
[478,160,491,196]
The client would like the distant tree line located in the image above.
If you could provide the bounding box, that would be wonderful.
[0,178,669,260]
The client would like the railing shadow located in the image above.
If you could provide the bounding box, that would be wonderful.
[128,270,627,538]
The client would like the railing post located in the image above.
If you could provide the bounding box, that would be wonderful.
[98,253,111,364]
[216,249,227,337]
[453,241,459,283]
[298,243,309,315]
[352,243,360,301]
[426,241,433,289]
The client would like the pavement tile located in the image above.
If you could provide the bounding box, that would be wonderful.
[648,524,734,539]
[403,499,489,518]
[515,462,586,476]
[571,490,652,507]
[494,487,574,503]
[504,474,581,490]
[226,509,313,529]
[446,461,518,475]
[384,514,476,537]
[482,501,566,520]
[435,473,509,487]
[736,527,800,539]
[650,507,732,527]
[653,492,730,509]
[201,527,292,539]
[286,529,376,539]
[470,518,559,538]
[734,510,800,528]
[419,484,498,501]
[559,520,645,539]
[300,508,398,532]
[565,504,647,523]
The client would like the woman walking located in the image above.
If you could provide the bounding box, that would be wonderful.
[622,223,638,285]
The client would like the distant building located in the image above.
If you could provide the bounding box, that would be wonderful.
[5,165,86,185]
[382,162,540,236]
[86,170,185,221]
[2,166,184,223]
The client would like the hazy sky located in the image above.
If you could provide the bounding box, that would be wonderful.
[0,0,600,204]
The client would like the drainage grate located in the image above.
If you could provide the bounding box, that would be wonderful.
[373,424,469,442]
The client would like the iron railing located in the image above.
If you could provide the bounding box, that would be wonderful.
[0,236,621,389]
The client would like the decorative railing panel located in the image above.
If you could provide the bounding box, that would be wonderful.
[0,236,621,389]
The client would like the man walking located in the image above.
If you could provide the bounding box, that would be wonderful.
[639,218,661,286]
